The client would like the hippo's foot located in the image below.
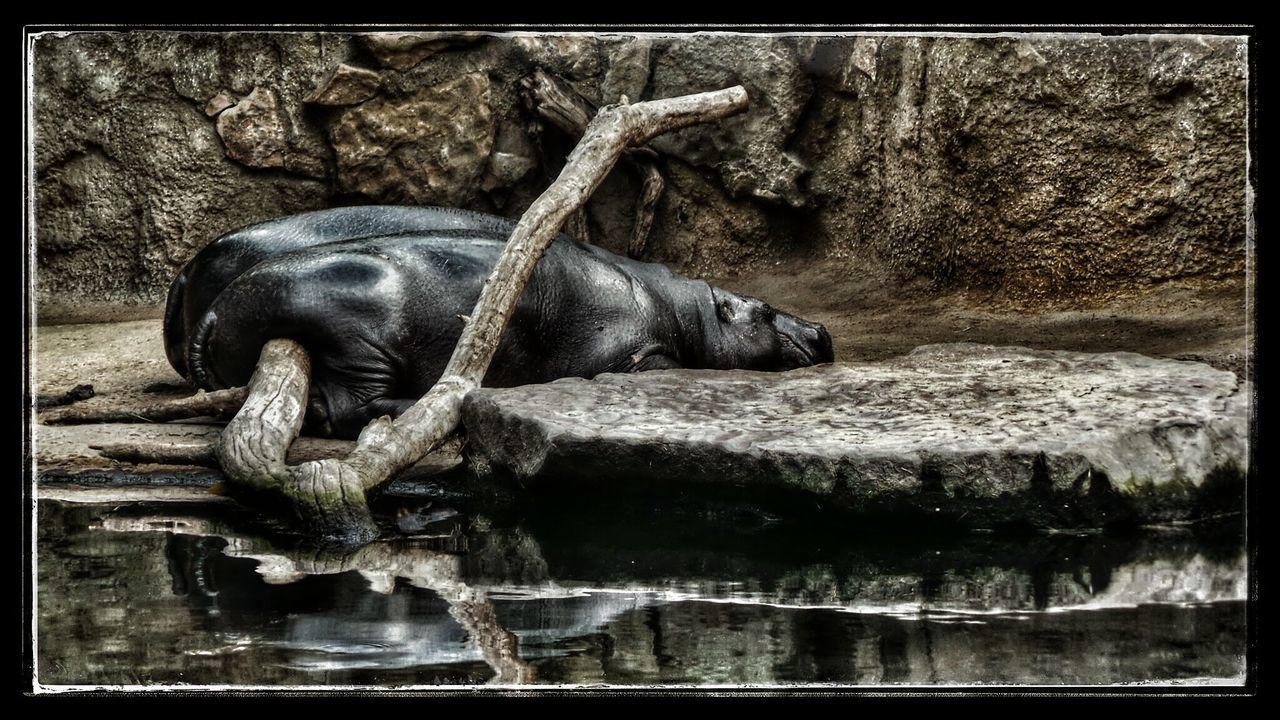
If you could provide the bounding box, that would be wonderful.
[143,379,195,395]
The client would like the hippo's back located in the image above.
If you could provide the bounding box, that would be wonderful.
[163,206,521,379]
[187,230,668,436]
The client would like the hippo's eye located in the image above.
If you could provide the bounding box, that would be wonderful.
[761,305,776,321]
[717,299,736,323]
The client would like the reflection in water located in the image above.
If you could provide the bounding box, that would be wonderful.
[35,498,1247,687]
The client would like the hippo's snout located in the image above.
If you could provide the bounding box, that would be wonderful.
[775,313,835,368]
[809,322,835,364]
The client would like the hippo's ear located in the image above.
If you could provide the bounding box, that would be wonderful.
[716,298,737,323]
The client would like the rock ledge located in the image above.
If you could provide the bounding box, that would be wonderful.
[462,344,1248,526]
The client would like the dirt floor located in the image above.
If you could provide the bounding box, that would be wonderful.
[34,265,1251,401]
[32,264,1250,473]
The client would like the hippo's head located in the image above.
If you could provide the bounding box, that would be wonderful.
[704,287,834,371]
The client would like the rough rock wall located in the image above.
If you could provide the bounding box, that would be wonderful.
[32,31,1248,312]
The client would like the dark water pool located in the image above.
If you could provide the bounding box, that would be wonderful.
[33,496,1248,689]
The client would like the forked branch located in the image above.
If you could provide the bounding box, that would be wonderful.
[216,86,750,545]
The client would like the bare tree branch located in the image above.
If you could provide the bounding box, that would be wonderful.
[216,86,750,545]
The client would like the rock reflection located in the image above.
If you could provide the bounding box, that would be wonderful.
[35,499,1247,687]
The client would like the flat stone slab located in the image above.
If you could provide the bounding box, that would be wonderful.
[462,344,1248,525]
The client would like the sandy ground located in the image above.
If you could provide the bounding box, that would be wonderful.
[32,267,1249,472]
[35,318,180,402]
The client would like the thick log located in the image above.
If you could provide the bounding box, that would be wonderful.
[216,339,311,490]
[94,440,217,466]
[213,340,379,540]
[94,436,357,467]
[217,87,750,545]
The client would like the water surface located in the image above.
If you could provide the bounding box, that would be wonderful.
[34,496,1247,688]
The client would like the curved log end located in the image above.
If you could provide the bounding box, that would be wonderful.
[287,459,379,547]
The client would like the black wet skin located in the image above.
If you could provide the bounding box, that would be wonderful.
[165,206,517,379]
[171,208,834,439]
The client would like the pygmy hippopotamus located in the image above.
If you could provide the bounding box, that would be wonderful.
[164,206,521,380]
[184,227,834,439]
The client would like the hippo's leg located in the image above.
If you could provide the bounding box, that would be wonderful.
[626,343,682,372]
[363,398,420,421]
[196,253,438,439]
[307,391,416,439]
[309,363,413,439]
[632,354,681,371]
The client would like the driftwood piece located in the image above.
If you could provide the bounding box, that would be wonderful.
[35,383,95,410]
[217,86,750,545]
[521,68,667,258]
[215,340,380,537]
[94,440,218,466]
[40,387,248,425]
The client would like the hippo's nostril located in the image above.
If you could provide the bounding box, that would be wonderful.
[811,325,834,363]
